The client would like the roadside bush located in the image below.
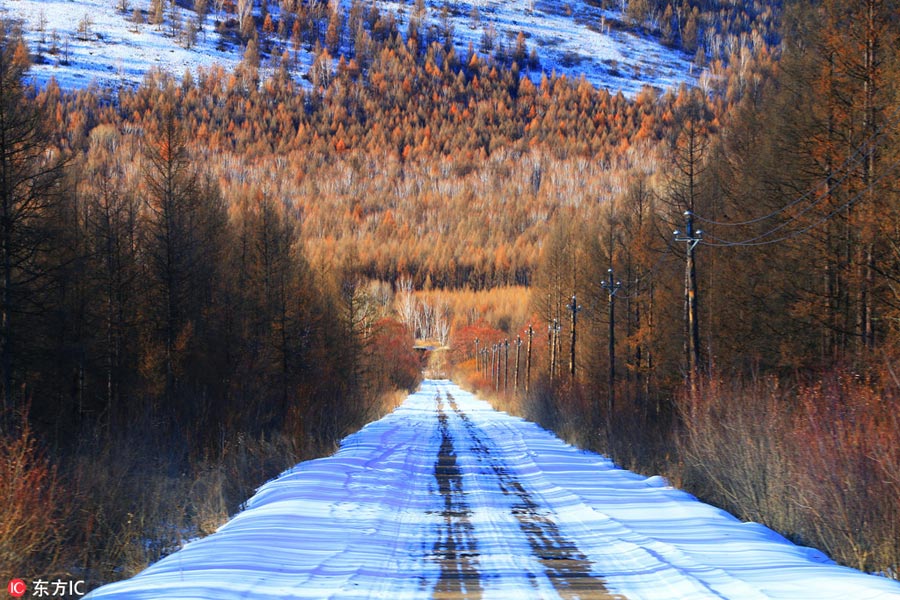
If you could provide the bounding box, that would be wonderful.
[676,370,900,578]
[69,428,302,588]
[370,318,423,393]
[0,415,69,578]
[676,376,796,532]
[789,372,900,574]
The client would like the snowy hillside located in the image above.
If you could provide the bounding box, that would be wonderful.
[381,0,697,95]
[87,380,900,600]
[4,0,696,95]
[3,0,243,90]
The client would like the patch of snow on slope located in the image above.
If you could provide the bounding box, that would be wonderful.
[375,0,696,95]
[3,0,245,90]
[5,0,694,95]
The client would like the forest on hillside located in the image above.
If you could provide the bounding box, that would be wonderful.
[16,0,785,290]
[3,0,900,590]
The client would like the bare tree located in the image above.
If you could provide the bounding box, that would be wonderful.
[666,96,710,391]
[151,0,165,27]
[194,0,209,40]
[395,275,417,333]
[237,0,254,40]
[435,301,451,346]
[141,99,226,408]
[83,126,139,429]
[77,14,94,41]
[419,300,434,341]
[0,29,67,412]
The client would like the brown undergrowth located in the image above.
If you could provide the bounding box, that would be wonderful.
[2,388,407,591]
[456,363,900,579]
[678,370,900,576]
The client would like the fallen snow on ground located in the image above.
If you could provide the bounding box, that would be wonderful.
[85,380,900,599]
[4,0,694,95]
[2,0,246,90]
[376,0,696,96]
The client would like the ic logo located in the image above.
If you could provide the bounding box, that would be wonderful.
[7,579,26,598]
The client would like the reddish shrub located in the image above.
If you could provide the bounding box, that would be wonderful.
[370,317,422,392]
[0,415,69,577]
[790,372,900,573]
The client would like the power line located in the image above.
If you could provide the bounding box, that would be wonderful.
[701,153,900,248]
[693,101,900,230]
[615,238,679,301]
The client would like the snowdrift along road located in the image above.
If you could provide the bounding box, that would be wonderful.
[87,380,900,599]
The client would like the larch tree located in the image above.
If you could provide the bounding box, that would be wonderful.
[618,173,662,412]
[664,89,712,390]
[0,29,66,416]
[749,0,900,361]
[140,97,227,417]
[250,188,302,418]
[83,125,140,430]
[531,215,582,384]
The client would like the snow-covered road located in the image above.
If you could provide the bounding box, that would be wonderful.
[88,380,900,599]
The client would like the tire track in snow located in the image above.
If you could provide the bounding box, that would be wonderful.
[445,391,623,600]
[433,394,484,599]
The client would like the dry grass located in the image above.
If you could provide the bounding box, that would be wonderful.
[676,371,900,577]
[5,383,414,592]
[67,429,302,585]
[787,373,900,574]
[0,415,69,578]
[676,377,796,532]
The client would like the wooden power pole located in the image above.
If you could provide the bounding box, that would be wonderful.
[503,339,510,392]
[525,324,533,393]
[675,210,702,396]
[548,318,560,386]
[601,269,621,432]
[514,335,522,393]
[568,294,581,378]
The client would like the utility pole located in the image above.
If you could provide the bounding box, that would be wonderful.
[568,294,582,378]
[514,335,522,393]
[476,346,481,378]
[554,319,562,383]
[548,321,554,384]
[491,344,497,390]
[548,319,560,385]
[495,344,501,391]
[525,324,533,393]
[675,210,702,396]
[601,268,621,434]
[504,339,510,392]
